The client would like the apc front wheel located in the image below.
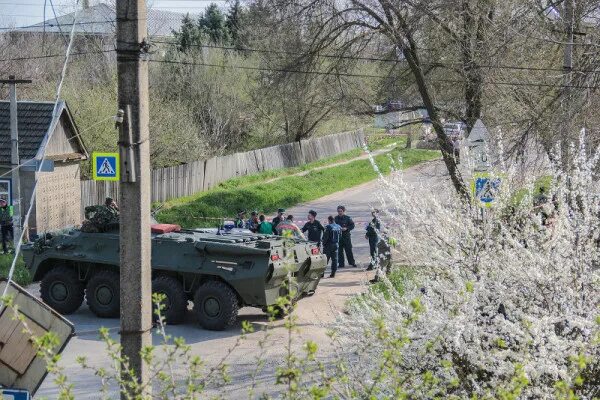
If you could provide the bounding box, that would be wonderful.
[193,281,239,331]
[86,270,120,318]
[40,266,84,315]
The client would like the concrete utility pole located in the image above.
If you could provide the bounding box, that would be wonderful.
[1,76,32,244]
[115,0,152,398]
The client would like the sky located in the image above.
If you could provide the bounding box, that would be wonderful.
[0,0,228,29]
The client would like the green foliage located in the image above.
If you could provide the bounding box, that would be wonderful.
[173,2,244,51]
[0,253,31,286]
[199,4,230,44]
[157,145,440,227]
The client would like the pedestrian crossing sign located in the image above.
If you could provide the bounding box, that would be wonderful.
[472,172,502,208]
[92,152,120,181]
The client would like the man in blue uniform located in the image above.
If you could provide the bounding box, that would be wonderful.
[334,205,356,269]
[322,215,341,277]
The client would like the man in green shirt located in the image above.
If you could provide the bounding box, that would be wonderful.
[257,214,273,234]
[0,198,14,254]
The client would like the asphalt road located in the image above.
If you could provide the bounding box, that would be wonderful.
[34,160,448,399]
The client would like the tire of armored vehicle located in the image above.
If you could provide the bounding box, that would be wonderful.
[22,225,326,331]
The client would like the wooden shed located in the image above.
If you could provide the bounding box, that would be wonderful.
[0,100,88,236]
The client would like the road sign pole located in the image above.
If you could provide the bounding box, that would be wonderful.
[116,0,152,398]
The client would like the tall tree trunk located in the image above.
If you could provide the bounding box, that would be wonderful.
[399,41,470,202]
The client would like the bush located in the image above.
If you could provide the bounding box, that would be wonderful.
[0,254,31,287]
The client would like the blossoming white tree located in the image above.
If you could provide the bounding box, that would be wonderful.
[336,132,600,398]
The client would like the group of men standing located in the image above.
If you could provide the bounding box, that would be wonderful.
[235,205,383,279]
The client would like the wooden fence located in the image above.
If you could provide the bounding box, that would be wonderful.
[80,130,366,215]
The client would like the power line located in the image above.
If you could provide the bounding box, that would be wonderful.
[149,57,600,89]
[0,49,115,63]
[151,40,600,75]
[0,17,143,31]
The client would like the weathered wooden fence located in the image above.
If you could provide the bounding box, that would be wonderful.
[80,130,365,215]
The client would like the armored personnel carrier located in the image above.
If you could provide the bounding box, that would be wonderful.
[22,223,326,330]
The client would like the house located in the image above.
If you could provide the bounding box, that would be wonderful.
[14,2,186,39]
[0,101,88,235]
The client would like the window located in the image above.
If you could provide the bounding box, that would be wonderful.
[0,179,11,204]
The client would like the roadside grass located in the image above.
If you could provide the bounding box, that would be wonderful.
[345,266,414,311]
[0,253,32,287]
[213,136,402,191]
[157,143,440,228]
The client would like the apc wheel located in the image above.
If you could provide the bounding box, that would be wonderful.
[193,281,239,331]
[152,276,187,325]
[40,266,84,315]
[86,270,120,318]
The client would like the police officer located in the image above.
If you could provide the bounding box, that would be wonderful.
[365,209,381,271]
[334,205,356,268]
[322,215,341,277]
[0,198,14,254]
[301,210,324,247]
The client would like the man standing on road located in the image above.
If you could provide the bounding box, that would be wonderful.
[271,208,285,234]
[335,205,357,268]
[0,199,14,254]
[365,209,382,271]
[323,215,341,278]
[301,210,324,247]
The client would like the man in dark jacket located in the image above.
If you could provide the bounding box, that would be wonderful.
[322,215,341,278]
[271,208,285,234]
[301,210,324,247]
[334,205,356,268]
[365,209,382,271]
[0,198,14,254]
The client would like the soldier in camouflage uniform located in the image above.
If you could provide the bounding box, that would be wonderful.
[81,198,120,233]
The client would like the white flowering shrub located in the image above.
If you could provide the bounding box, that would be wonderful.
[335,135,600,398]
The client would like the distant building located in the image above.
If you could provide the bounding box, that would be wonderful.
[374,108,428,129]
[0,101,88,235]
[13,2,186,39]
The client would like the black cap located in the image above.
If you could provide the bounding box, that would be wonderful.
[308,210,317,217]
[278,208,285,213]
[337,205,346,211]
[251,211,258,216]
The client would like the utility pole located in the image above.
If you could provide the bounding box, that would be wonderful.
[1,76,32,245]
[115,0,152,398]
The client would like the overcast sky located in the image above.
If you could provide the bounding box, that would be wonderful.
[0,0,228,28]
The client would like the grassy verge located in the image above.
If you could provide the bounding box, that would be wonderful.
[345,266,414,311]
[157,142,440,228]
[0,253,32,287]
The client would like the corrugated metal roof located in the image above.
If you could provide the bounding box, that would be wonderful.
[16,3,188,38]
[0,101,87,165]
